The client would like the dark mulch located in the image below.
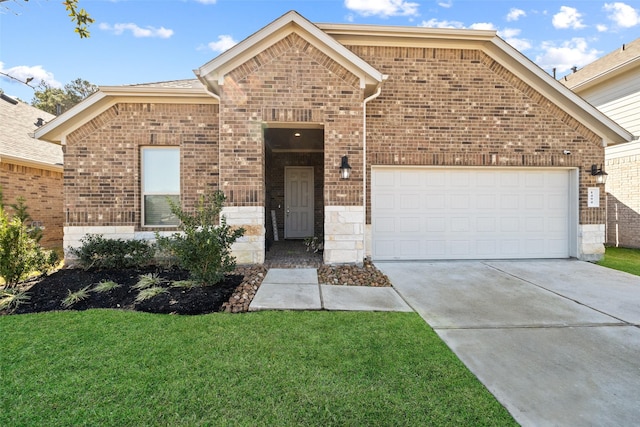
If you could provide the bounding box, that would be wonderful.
[10,266,245,316]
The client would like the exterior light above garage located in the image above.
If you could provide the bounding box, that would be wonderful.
[340,155,352,179]
[590,164,608,185]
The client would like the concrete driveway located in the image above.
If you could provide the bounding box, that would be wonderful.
[376,260,640,427]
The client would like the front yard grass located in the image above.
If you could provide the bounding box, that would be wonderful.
[1,310,515,426]
[598,246,640,276]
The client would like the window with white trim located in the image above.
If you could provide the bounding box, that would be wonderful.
[141,147,180,227]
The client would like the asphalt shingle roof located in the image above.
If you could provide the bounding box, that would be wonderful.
[0,93,62,167]
[561,37,640,88]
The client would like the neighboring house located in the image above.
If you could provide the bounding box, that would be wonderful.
[35,11,633,264]
[562,38,640,248]
[0,92,63,248]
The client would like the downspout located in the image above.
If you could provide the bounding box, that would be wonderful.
[362,81,384,262]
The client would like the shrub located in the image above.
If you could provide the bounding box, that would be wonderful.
[135,286,167,302]
[0,192,57,289]
[0,289,31,312]
[68,234,155,270]
[92,280,121,293]
[61,286,91,308]
[133,273,161,290]
[156,191,245,286]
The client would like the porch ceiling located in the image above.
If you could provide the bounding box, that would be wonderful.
[265,127,323,152]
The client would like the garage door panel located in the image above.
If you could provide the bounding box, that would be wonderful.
[372,168,570,260]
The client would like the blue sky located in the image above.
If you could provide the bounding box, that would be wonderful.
[1,0,639,103]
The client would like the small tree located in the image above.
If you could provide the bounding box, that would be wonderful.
[156,191,245,286]
[0,192,56,289]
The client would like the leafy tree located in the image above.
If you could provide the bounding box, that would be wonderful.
[0,0,94,38]
[31,78,97,115]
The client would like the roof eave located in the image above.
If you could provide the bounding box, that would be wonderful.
[34,86,218,144]
[195,11,384,97]
[0,154,63,173]
[566,56,640,92]
[487,37,634,145]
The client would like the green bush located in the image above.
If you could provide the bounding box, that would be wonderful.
[156,191,244,286]
[68,234,155,270]
[0,193,57,289]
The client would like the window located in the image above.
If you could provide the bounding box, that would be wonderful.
[141,147,180,226]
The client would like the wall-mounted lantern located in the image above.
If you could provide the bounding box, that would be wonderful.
[590,164,608,185]
[340,155,352,180]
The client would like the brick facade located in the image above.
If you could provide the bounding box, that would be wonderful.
[65,103,219,229]
[57,17,620,263]
[0,162,63,248]
[350,46,606,226]
[606,153,640,248]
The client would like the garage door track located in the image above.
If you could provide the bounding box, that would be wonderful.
[376,260,640,427]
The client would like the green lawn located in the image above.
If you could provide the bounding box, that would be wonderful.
[598,246,640,276]
[1,310,515,426]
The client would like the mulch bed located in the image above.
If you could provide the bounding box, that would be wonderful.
[3,260,392,316]
[6,265,267,316]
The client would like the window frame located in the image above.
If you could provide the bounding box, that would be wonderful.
[141,146,181,228]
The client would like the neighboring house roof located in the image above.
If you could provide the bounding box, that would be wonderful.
[36,10,634,146]
[561,38,640,92]
[0,93,62,171]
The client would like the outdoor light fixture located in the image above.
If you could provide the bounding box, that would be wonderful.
[590,164,608,185]
[340,155,352,180]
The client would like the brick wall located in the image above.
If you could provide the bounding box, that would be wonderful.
[348,46,606,225]
[219,33,364,208]
[606,154,640,247]
[0,162,63,248]
[65,103,219,230]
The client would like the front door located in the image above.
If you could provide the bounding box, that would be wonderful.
[285,167,314,239]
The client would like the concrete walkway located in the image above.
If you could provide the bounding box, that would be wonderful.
[249,268,412,312]
[376,260,640,427]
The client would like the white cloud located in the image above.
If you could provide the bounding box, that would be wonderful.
[99,22,174,38]
[194,0,217,3]
[438,0,452,8]
[604,2,640,28]
[420,18,464,28]
[207,35,237,53]
[0,62,61,88]
[506,8,526,22]
[344,0,419,17]
[552,6,586,29]
[535,38,601,73]
[596,24,608,32]
[469,22,496,30]
[498,28,532,51]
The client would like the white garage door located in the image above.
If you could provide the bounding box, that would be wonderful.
[371,168,570,260]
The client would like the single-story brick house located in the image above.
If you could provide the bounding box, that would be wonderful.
[35,11,633,264]
[561,38,640,248]
[0,92,63,248]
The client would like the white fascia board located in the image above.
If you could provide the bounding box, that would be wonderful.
[318,23,496,42]
[34,86,218,144]
[34,91,107,142]
[196,11,383,92]
[488,37,634,145]
[0,154,63,172]
[568,56,640,93]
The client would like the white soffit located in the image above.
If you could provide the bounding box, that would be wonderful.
[194,11,384,95]
[34,86,217,144]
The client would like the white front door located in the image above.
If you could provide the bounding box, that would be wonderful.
[285,167,314,239]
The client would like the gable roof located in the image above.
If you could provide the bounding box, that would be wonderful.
[36,11,633,146]
[0,93,62,171]
[561,38,640,91]
[194,10,385,98]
